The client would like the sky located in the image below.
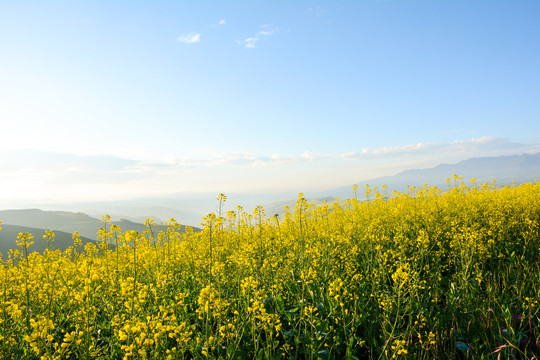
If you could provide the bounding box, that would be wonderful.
[1,0,539,206]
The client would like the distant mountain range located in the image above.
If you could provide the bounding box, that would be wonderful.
[249,152,540,216]
[313,151,540,200]
[0,209,195,241]
[1,152,538,248]
[0,210,203,259]
[0,223,98,260]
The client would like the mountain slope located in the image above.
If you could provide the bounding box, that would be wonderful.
[0,224,97,260]
[324,152,540,199]
[0,209,199,241]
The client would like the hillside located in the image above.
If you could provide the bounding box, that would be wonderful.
[0,209,199,242]
[260,152,540,214]
[323,152,540,199]
[0,224,98,260]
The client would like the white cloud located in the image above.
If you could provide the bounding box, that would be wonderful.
[3,138,538,204]
[338,137,540,160]
[302,151,317,161]
[210,19,226,28]
[206,152,258,167]
[240,26,278,48]
[243,37,258,48]
[258,30,275,36]
[178,32,201,44]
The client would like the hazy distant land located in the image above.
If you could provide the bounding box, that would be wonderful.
[1,152,538,257]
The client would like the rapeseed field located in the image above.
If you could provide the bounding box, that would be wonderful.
[0,177,539,359]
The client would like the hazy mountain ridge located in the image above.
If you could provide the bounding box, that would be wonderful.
[1,152,538,232]
[0,224,98,260]
[264,152,540,213]
[40,200,209,228]
[0,209,200,242]
[320,152,540,200]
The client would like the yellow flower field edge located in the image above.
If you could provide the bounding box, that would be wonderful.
[0,177,539,359]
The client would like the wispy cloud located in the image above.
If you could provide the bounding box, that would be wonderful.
[338,137,540,160]
[307,6,331,22]
[240,26,278,48]
[2,138,538,203]
[242,37,258,48]
[209,19,227,28]
[178,32,201,44]
[308,6,325,17]
[258,30,275,36]
[6,137,536,178]
[302,151,317,161]
[4,138,537,176]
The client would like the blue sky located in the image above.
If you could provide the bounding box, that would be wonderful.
[1,1,539,204]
